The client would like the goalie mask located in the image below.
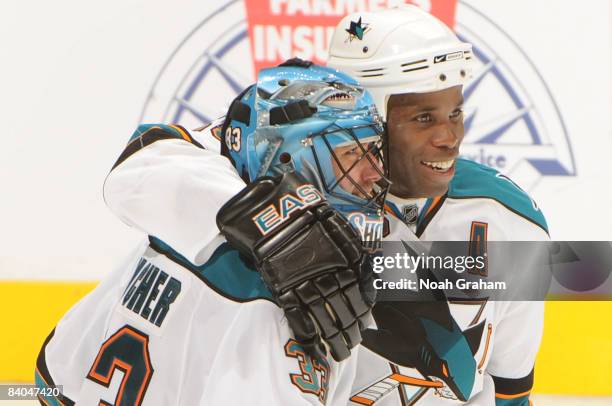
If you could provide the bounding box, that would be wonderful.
[221,61,390,249]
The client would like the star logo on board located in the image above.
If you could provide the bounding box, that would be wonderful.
[345,17,370,42]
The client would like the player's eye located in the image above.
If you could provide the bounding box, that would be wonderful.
[450,107,464,120]
[414,113,433,123]
[344,146,360,156]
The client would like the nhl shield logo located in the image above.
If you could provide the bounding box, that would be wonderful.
[402,204,419,226]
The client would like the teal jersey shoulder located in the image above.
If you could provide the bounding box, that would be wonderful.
[128,124,188,142]
[448,159,548,233]
[149,237,273,303]
[112,124,201,170]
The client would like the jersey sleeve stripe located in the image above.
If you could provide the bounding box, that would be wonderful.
[492,368,534,399]
[495,390,531,399]
[494,395,531,406]
[168,124,205,149]
[36,392,52,406]
[111,125,204,170]
[168,124,193,142]
[35,329,76,406]
[35,370,63,406]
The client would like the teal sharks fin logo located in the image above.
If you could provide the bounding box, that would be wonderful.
[345,17,369,42]
[362,268,487,401]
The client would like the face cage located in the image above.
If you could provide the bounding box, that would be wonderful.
[308,124,391,213]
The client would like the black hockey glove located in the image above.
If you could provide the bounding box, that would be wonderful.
[216,171,373,362]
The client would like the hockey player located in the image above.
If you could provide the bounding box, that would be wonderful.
[327,7,547,405]
[35,68,389,405]
[102,5,548,405]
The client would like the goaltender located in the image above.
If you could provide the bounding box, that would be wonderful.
[34,65,388,405]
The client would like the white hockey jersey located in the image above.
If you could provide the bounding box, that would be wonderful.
[96,121,548,406]
[348,158,548,406]
[36,235,357,406]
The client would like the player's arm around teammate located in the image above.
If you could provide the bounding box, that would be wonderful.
[103,120,245,264]
[35,65,390,405]
[102,4,549,404]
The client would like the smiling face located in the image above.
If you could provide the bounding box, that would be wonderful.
[386,85,465,198]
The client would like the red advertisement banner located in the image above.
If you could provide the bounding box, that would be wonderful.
[244,0,458,77]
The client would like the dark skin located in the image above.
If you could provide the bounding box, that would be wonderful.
[386,85,465,198]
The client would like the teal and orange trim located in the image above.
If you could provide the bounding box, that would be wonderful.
[112,124,204,170]
[35,329,75,406]
[493,369,534,406]
[416,195,447,237]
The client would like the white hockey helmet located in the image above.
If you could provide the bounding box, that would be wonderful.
[327,4,473,120]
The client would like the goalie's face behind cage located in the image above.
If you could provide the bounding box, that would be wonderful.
[332,140,383,200]
[222,63,389,246]
[307,122,385,207]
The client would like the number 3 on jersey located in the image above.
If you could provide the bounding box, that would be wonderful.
[87,325,154,406]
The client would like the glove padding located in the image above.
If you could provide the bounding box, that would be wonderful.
[216,171,373,361]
